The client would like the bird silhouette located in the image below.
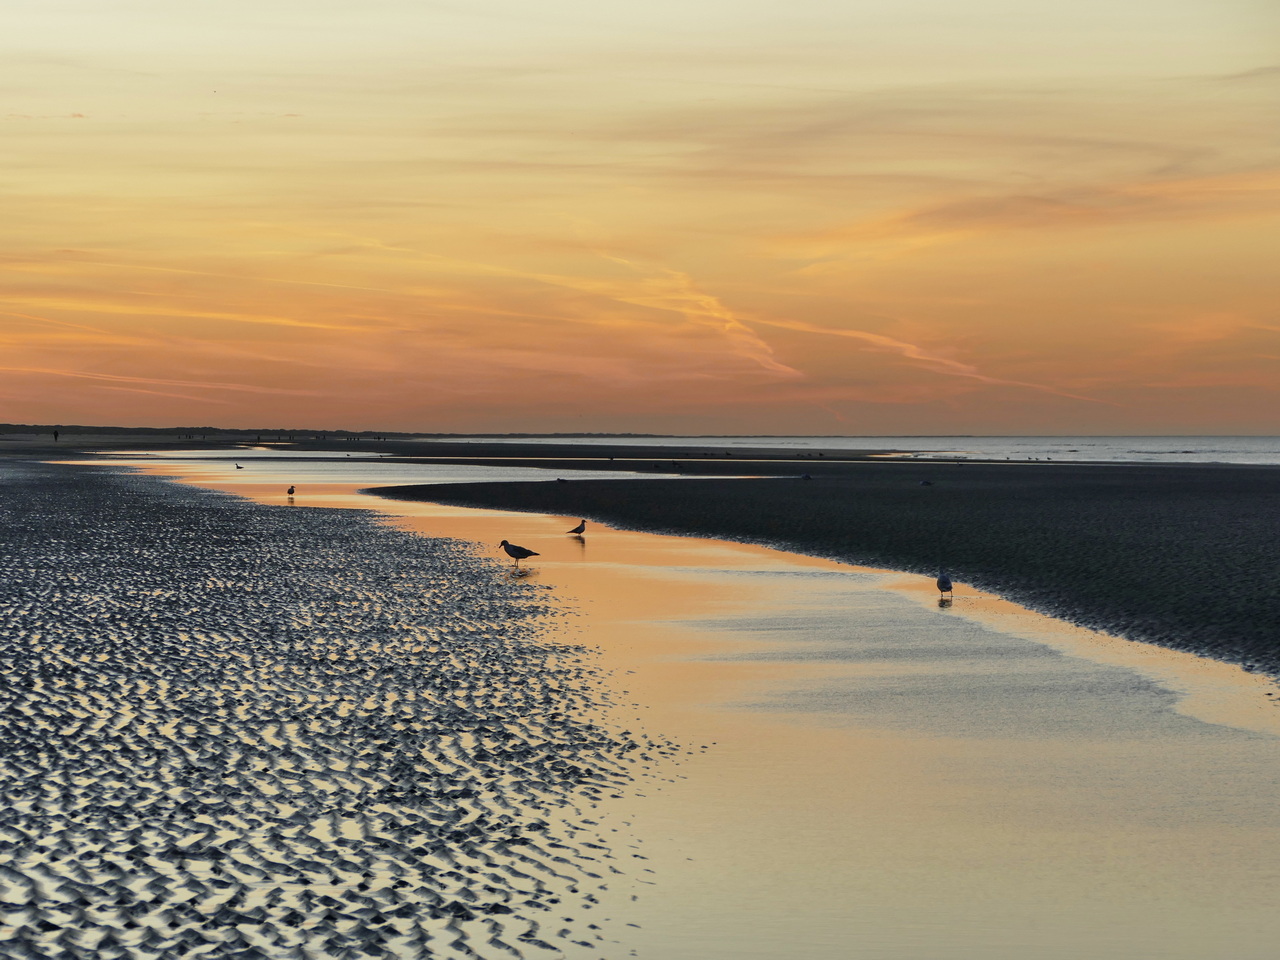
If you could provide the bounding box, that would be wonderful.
[936,570,953,599]
[499,540,539,570]
[287,485,295,496]
[235,464,243,469]
[567,520,586,535]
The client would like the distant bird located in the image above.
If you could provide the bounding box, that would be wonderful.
[287,485,295,496]
[936,571,953,598]
[499,540,539,569]
[556,478,568,484]
[235,463,243,469]
[567,519,586,535]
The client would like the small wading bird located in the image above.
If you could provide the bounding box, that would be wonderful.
[499,540,539,570]
[567,519,586,535]
[235,463,243,469]
[936,570,953,599]
[287,485,295,496]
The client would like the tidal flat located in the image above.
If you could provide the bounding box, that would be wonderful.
[5,443,1280,959]
[0,461,675,959]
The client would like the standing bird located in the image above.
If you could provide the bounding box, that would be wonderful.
[567,519,586,535]
[235,463,243,469]
[287,485,295,496]
[499,540,539,570]
[936,570,953,599]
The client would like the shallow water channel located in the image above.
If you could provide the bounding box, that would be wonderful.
[91,450,1280,960]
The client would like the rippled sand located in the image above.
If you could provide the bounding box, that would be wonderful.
[0,462,679,959]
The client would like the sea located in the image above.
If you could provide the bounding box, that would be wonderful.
[438,435,1280,466]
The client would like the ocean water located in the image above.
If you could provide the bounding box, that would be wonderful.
[106,449,677,488]
[436,435,1280,466]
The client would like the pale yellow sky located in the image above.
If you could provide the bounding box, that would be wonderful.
[3,0,1278,432]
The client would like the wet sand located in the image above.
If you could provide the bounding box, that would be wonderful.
[79,453,1280,960]
[0,461,677,959]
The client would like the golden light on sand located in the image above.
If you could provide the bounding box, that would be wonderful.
[3,0,1277,432]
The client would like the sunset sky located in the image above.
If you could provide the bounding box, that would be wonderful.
[3,0,1277,434]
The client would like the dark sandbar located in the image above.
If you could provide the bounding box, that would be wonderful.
[369,446,1280,675]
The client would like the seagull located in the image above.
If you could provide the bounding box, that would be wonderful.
[567,520,586,535]
[287,485,295,496]
[936,571,953,598]
[499,540,539,569]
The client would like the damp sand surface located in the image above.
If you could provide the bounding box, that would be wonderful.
[0,461,680,960]
[94,454,1280,960]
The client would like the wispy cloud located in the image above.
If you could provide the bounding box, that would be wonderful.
[4,295,367,332]
[592,257,802,379]
[776,168,1280,263]
[0,367,319,397]
[750,317,1114,404]
[1219,65,1280,82]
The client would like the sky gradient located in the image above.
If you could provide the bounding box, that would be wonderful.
[4,0,1278,433]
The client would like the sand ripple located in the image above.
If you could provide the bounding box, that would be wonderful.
[0,463,673,959]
